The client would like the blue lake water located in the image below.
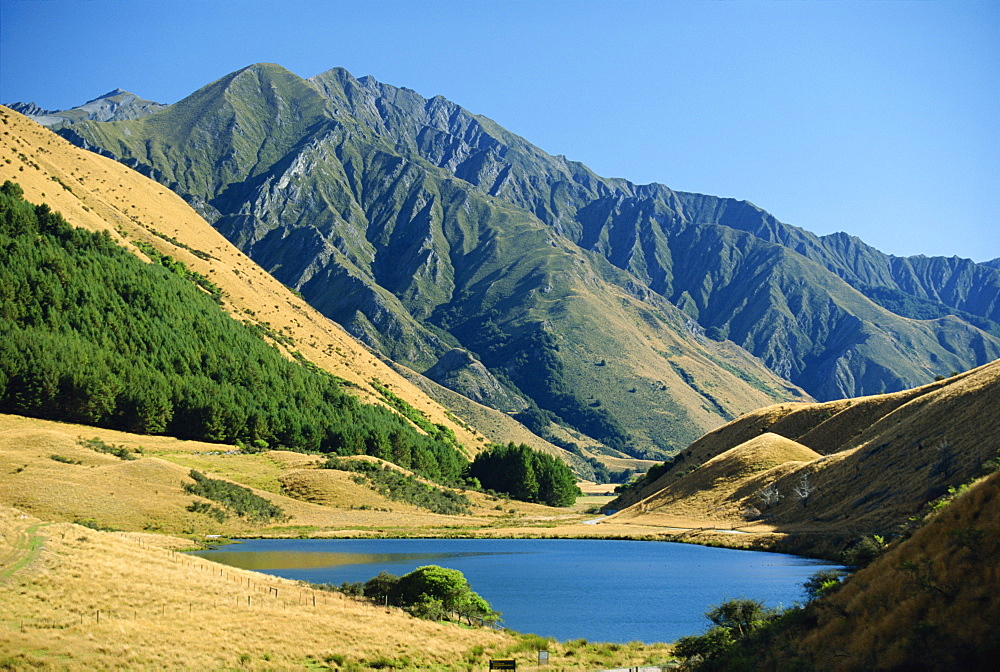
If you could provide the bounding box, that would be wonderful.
[190,537,840,643]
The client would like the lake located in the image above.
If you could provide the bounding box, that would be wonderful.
[190,537,840,643]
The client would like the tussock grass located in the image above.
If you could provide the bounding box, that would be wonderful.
[0,506,516,670]
[782,472,1000,670]
[604,359,1000,557]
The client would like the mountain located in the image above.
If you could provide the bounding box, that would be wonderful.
[6,88,168,127]
[0,104,521,458]
[54,63,1000,457]
[603,358,1000,559]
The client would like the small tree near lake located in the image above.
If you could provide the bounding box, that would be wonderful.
[349,565,501,626]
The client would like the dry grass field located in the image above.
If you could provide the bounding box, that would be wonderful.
[0,505,518,670]
[602,359,1000,557]
[0,507,678,670]
[0,414,592,540]
[0,412,680,670]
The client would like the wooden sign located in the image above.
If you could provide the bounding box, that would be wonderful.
[489,660,516,670]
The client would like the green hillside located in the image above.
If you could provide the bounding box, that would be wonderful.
[0,181,465,483]
[60,63,1000,457]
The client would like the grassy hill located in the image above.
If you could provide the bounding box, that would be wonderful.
[0,105,606,467]
[604,358,1000,559]
[667,471,1000,671]
[781,470,1000,670]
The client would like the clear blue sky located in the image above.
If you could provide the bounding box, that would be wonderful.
[2,0,997,261]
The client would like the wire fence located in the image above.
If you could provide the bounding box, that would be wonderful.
[2,533,394,633]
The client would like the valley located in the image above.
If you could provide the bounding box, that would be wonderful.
[1,60,999,670]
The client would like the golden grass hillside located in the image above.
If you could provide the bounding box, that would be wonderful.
[0,414,595,539]
[780,471,1000,670]
[0,503,677,670]
[0,105,509,457]
[603,359,1000,557]
[0,505,519,670]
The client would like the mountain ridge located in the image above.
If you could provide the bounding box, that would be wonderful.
[50,63,1000,455]
[7,88,168,127]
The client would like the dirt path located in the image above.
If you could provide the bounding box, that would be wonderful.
[0,515,49,581]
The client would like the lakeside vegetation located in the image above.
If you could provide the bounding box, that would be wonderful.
[335,565,501,626]
[466,441,581,507]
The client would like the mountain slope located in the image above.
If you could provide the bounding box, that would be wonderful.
[604,358,1000,558]
[302,66,1000,387]
[56,64,999,453]
[59,64,806,458]
[0,104,501,458]
[7,88,168,127]
[783,470,1000,670]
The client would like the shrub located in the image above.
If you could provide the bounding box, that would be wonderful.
[322,458,471,515]
[186,500,228,522]
[674,625,735,660]
[803,569,846,601]
[79,437,136,460]
[183,470,286,522]
[842,534,888,567]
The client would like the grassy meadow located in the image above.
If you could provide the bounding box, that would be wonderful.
[0,414,679,670]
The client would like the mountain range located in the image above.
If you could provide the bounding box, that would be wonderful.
[12,63,999,460]
[8,88,168,127]
[1,93,998,669]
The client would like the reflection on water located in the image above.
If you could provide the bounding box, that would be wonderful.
[188,538,841,643]
[188,549,515,571]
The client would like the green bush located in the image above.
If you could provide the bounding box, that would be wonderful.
[186,500,228,523]
[323,458,471,515]
[346,565,500,626]
[842,534,888,567]
[672,598,783,668]
[183,470,286,522]
[803,569,846,601]
[78,437,136,460]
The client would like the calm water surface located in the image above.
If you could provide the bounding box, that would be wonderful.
[191,538,839,643]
